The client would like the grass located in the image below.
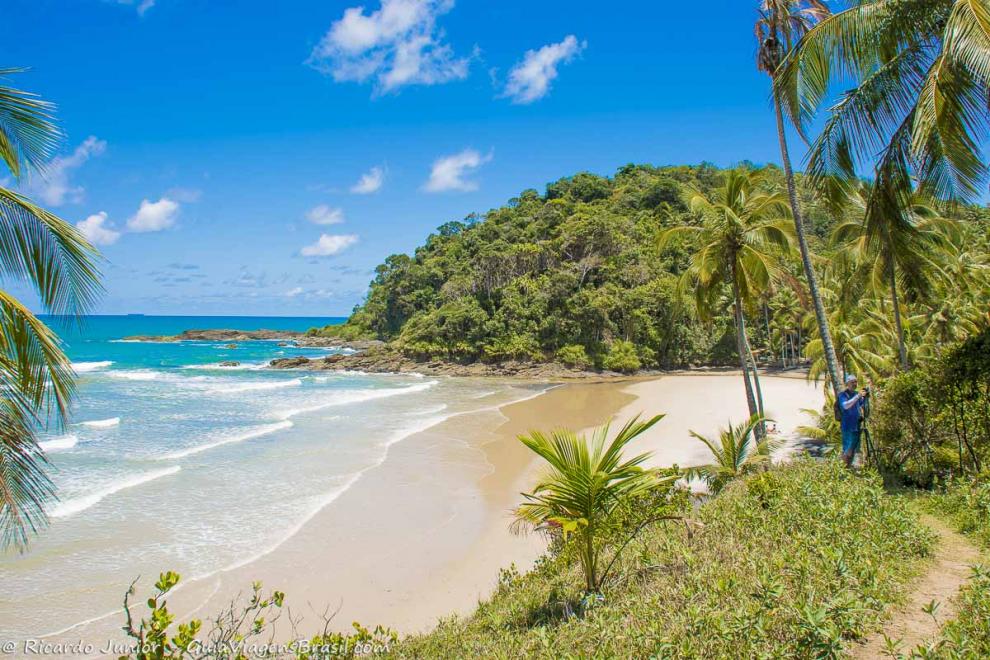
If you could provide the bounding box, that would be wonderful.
[908,477,990,658]
[397,460,933,658]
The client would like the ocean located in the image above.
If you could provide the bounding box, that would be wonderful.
[0,315,545,639]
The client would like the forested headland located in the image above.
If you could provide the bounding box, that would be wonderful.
[311,162,989,376]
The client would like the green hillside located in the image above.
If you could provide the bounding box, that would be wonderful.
[312,163,836,371]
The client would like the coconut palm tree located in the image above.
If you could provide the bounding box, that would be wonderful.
[659,169,794,432]
[756,0,843,400]
[512,414,673,593]
[780,1,990,205]
[778,2,990,372]
[685,414,778,495]
[803,302,892,384]
[829,183,957,370]
[0,69,102,551]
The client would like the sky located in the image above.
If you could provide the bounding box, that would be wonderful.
[3,0,815,316]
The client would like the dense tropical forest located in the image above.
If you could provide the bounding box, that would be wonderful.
[313,162,989,380]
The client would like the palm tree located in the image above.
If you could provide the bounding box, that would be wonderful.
[803,301,892,384]
[780,1,990,204]
[756,0,843,400]
[778,1,990,370]
[659,169,794,432]
[685,414,778,495]
[829,183,956,370]
[0,69,102,551]
[513,414,674,593]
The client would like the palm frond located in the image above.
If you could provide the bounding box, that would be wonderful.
[0,69,60,179]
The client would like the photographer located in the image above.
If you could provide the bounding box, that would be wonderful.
[837,374,869,467]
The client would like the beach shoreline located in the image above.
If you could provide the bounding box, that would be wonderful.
[39,371,822,649]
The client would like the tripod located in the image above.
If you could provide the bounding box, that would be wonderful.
[858,391,877,469]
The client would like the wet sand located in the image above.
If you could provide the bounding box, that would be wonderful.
[45,372,822,649]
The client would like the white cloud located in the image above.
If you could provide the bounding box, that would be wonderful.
[423,148,491,192]
[301,233,359,257]
[127,197,179,233]
[306,204,345,225]
[285,286,304,297]
[114,0,155,15]
[350,166,385,194]
[27,136,106,206]
[308,0,470,94]
[75,211,121,246]
[503,35,586,104]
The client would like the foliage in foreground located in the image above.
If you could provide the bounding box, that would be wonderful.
[399,460,933,658]
[512,414,679,594]
[119,571,396,659]
[685,413,776,494]
[0,69,103,551]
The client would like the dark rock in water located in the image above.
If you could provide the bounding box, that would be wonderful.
[218,361,240,367]
[269,356,312,369]
[120,328,382,350]
[224,343,238,349]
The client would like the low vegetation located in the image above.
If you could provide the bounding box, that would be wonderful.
[399,460,933,658]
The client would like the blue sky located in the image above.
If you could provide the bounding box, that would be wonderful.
[4,0,811,316]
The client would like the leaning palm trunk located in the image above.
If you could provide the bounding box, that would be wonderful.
[732,278,759,421]
[885,238,910,371]
[743,322,767,437]
[773,96,842,398]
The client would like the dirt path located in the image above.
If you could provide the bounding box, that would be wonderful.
[851,514,983,658]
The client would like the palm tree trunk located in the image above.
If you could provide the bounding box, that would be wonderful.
[885,250,910,370]
[732,275,759,421]
[772,92,842,398]
[742,317,767,437]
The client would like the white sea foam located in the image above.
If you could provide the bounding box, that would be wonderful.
[72,361,113,373]
[39,434,78,452]
[157,421,294,460]
[50,466,181,518]
[414,403,448,415]
[202,412,449,578]
[273,381,437,420]
[182,361,267,371]
[205,378,302,395]
[108,369,165,381]
[79,417,120,429]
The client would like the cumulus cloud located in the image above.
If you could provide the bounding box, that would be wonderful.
[300,233,359,257]
[26,136,106,206]
[308,0,470,94]
[423,148,491,192]
[127,197,179,232]
[350,166,385,194]
[285,286,304,297]
[75,211,121,246]
[306,204,345,225]
[503,35,586,104]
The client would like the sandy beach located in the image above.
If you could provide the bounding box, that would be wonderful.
[49,371,822,647]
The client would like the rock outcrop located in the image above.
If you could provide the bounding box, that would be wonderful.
[121,328,383,351]
[268,345,637,380]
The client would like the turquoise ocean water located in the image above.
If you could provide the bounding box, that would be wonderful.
[0,316,542,638]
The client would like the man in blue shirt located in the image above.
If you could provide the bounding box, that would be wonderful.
[838,374,867,467]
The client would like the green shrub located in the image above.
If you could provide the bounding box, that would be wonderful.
[399,460,934,658]
[602,340,641,373]
[926,475,990,547]
[556,344,591,369]
[118,572,395,659]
